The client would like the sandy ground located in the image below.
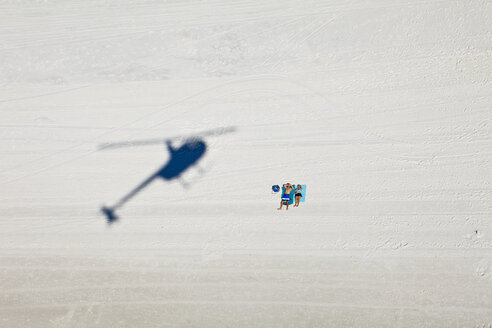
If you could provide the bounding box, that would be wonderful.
[1,0,491,327]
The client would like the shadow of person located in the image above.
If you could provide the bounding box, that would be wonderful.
[101,138,207,224]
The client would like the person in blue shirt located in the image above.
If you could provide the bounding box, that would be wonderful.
[294,184,303,207]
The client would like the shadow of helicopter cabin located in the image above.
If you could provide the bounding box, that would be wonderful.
[101,139,207,224]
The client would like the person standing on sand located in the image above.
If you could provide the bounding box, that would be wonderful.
[294,184,303,207]
[278,183,294,210]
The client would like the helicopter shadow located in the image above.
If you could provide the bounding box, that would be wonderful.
[101,138,207,224]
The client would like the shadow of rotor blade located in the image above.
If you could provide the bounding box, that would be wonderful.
[98,126,237,151]
[99,138,166,150]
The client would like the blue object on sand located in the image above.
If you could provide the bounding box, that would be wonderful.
[272,185,280,192]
